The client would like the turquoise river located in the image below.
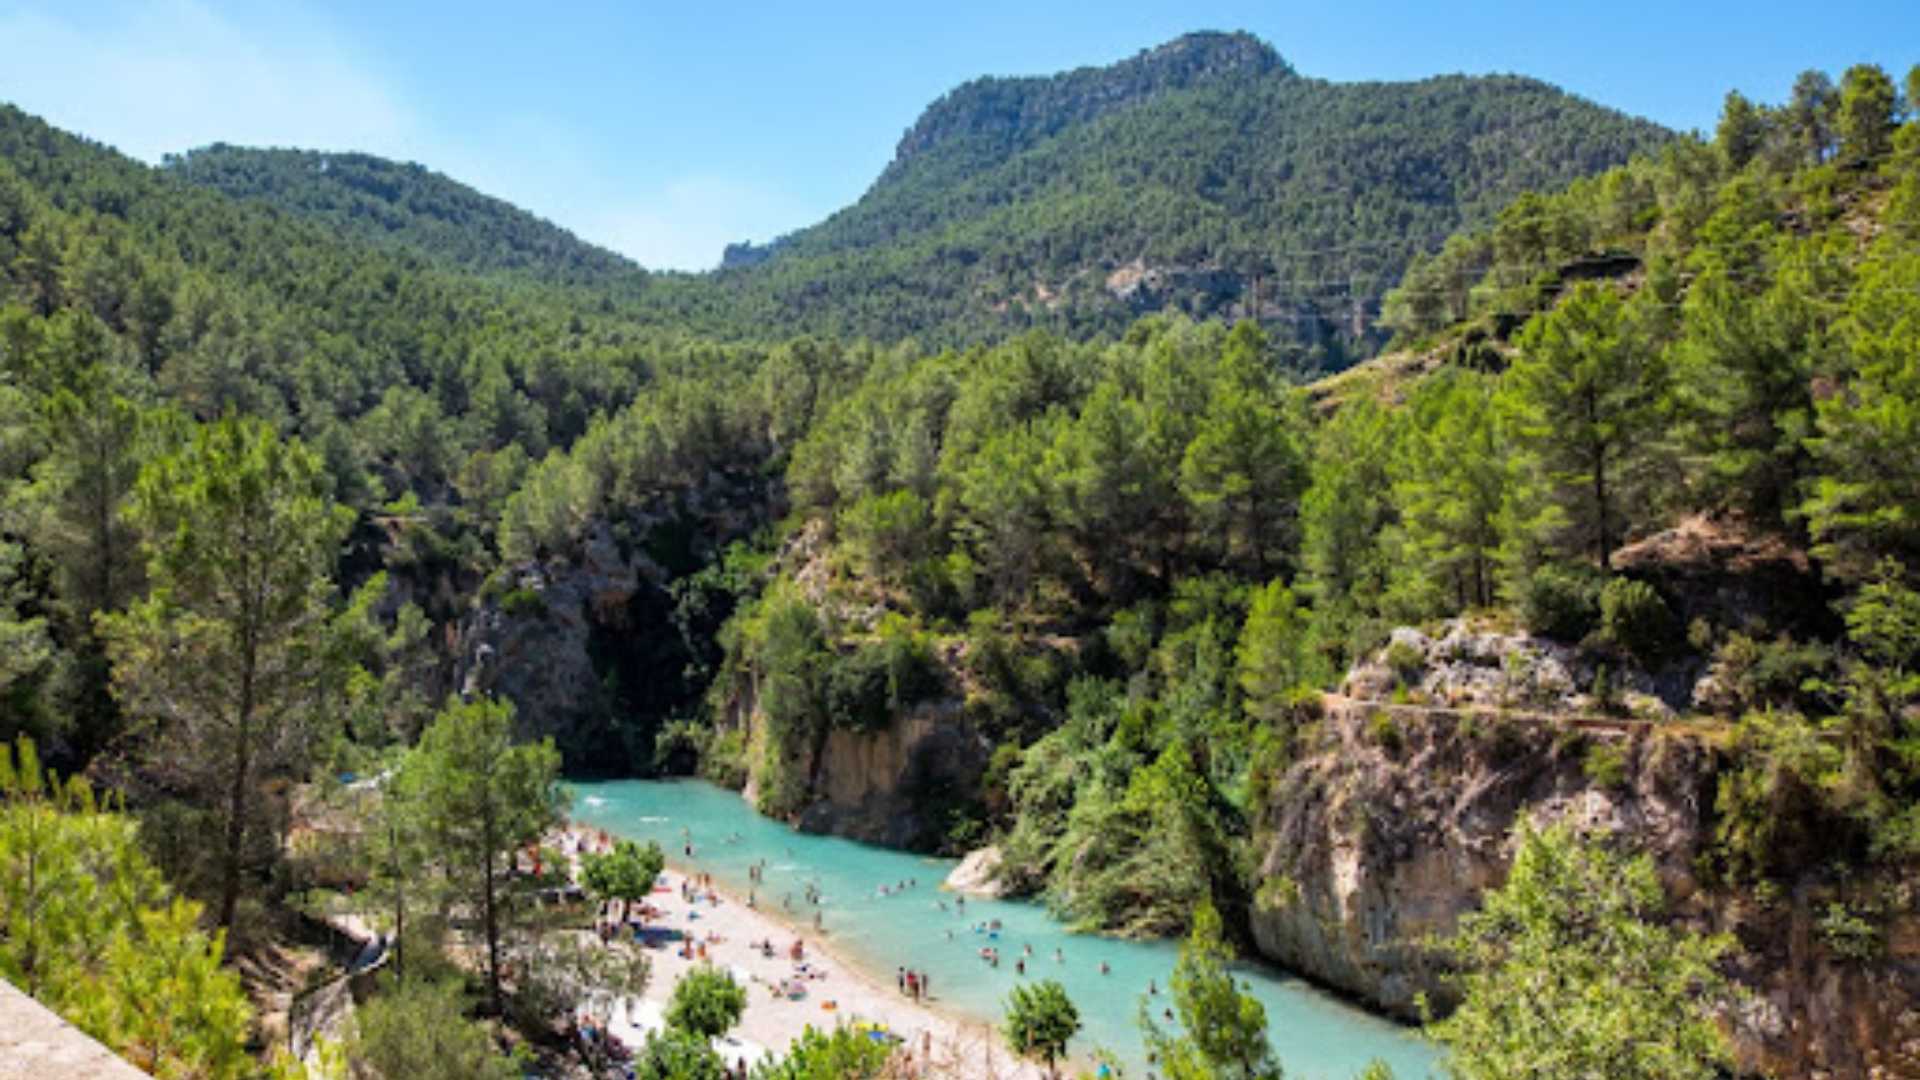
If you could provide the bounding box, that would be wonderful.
[570,779,1440,1079]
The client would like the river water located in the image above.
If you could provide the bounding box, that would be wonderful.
[569,778,1440,1079]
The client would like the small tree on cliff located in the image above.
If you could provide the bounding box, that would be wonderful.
[1430,822,1738,1080]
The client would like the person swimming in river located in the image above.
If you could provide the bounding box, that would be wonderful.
[1100,961,1111,975]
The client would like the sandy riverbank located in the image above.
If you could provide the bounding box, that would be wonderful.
[567,830,1049,1079]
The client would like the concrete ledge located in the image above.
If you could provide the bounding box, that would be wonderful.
[0,978,149,1078]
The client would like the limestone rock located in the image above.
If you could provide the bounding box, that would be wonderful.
[946,846,1009,898]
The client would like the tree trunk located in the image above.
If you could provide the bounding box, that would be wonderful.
[1594,450,1611,571]
[218,667,253,933]
[390,821,406,982]
[483,809,501,1014]
[218,740,250,932]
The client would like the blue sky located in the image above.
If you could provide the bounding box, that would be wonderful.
[1,1,1914,270]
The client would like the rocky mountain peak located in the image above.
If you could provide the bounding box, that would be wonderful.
[885,30,1290,173]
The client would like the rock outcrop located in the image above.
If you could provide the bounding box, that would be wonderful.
[731,685,989,852]
[1251,628,1920,1078]
[946,846,1010,898]
[454,521,656,762]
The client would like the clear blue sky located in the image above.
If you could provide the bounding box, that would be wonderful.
[1,1,1914,270]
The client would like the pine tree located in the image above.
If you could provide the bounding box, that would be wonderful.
[1836,64,1899,165]
[402,696,566,1014]
[99,415,359,931]
[1389,371,1507,613]
[1501,283,1667,572]
[1804,249,1920,579]
[1140,901,1283,1080]
[1431,823,1736,1080]
[1714,90,1768,170]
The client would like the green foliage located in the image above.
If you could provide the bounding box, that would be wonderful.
[399,695,567,1013]
[635,1029,727,1080]
[1581,741,1629,788]
[1140,902,1283,1080]
[665,965,748,1039]
[1518,562,1603,641]
[581,838,666,904]
[1502,282,1667,571]
[497,585,547,619]
[346,976,522,1080]
[752,1024,894,1080]
[0,737,254,1079]
[1237,580,1321,729]
[164,145,637,286]
[1598,577,1677,665]
[1003,978,1081,1074]
[1836,64,1900,165]
[1385,370,1507,614]
[660,34,1668,360]
[1803,245,1920,580]
[96,414,362,931]
[1430,823,1737,1080]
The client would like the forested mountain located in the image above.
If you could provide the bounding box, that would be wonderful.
[162,144,643,287]
[661,31,1674,366]
[159,32,1671,367]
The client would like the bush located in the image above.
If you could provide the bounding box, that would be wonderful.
[821,646,891,730]
[499,585,547,618]
[1367,709,1403,751]
[697,728,748,788]
[1817,901,1883,962]
[1706,632,1833,714]
[1600,577,1677,665]
[1521,562,1604,641]
[1583,740,1629,788]
[1385,640,1425,687]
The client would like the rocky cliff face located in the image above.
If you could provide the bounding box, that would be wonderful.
[729,685,989,851]
[453,477,775,771]
[1251,647,1920,1078]
[453,521,657,764]
[886,32,1288,175]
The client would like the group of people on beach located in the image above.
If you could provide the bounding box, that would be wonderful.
[895,966,932,1001]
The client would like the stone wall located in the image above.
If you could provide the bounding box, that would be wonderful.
[0,978,149,1079]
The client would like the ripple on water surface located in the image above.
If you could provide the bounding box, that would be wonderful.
[569,778,1440,1080]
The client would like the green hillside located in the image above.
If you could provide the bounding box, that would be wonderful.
[661,31,1673,365]
[161,144,643,287]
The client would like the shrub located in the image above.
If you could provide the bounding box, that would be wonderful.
[1521,562,1604,641]
[1385,640,1425,687]
[1601,577,1677,665]
[499,585,547,618]
[1583,740,1629,788]
[1367,709,1403,751]
[1817,901,1883,962]
[821,646,891,731]
[1706,632,1833,715]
